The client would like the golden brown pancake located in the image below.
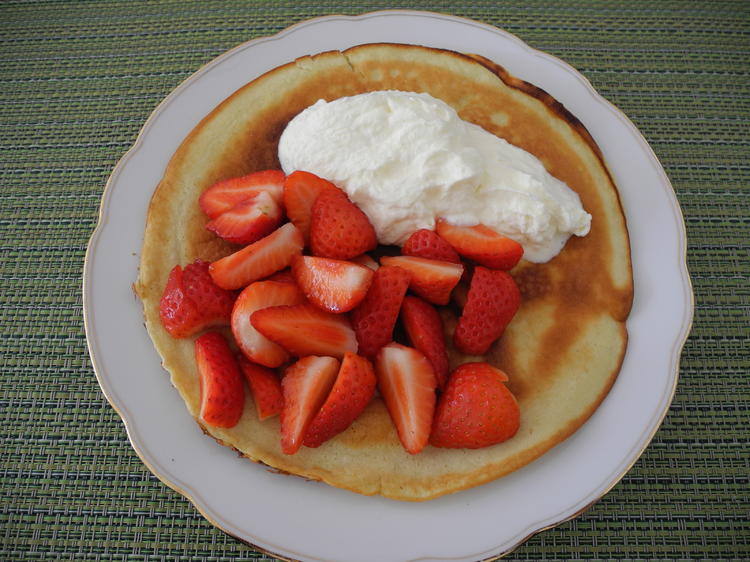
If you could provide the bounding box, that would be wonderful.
[135,43,633,501]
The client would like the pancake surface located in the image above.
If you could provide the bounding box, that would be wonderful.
[135,43,633,501]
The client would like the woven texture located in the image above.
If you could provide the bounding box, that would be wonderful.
[1,1,748,560]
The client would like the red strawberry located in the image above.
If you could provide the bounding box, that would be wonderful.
[350,265,411,359]
[379,256,463,305]
[199,170,285,219]
[303,352,376,448]
[209,223,304,290]
[238,357,283,421]
[375,343,437,454]
[281,356,340,454]
[310,188,377,260]
[251,303,358,359]
[431,362,520,449]
[205,190,282,245]
[159,259,235,338]
[400,296,449,390]
[291,255,374,313]
[454,267,521,355]
[264,268,296,284]
[231,280,306,368]
[283,171,338,241]
[436,218,524,270]
[402,229,461,263]
[350,254,379,270]
[194,331,245,428]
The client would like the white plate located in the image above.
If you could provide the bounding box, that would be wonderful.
[84,11,693,561]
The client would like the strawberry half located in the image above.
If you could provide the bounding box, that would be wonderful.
[402,228,461,263]
[291,255,374,313]
[375,343,437,455]
[159,259,235,338]
[436,218,524,270]
[310,188,377,260]
[379,255,463,305]
[431,362,520,449]
[400,296,449,390]
[303,352,376,448]
[194,331,245,428]
[251,303,358,359]
[199,169,285,219]
[205,190,282,245]
[209,223,304,290]
[238,356,283,421]
[281,356,340,454]
[350,254,379,271]
[283,170,338,241]
[231,280,306,368]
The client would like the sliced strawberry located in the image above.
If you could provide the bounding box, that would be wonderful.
[209,223,304,290]
[194,331,245,428]
[375,343,437,454]
[436,218,524,270]
[379,255,463,305]
[199,170,285,219]
[205,190,282,245]
[310,188,377,260]
[291,255,374,313]
[350,254,379,270]
[281,356,340,454]
[251,303,358,358]
[238,356,283,421]
[264,268,296,284]
[231,280,306,368]
[431,362,519,449]
[303,352,376,448]
[402,228,461,263]
[159,259,235,338]
[400,296,449,390]
[350,265,411,359]
[454,267,521,355]
[283,171,338,241]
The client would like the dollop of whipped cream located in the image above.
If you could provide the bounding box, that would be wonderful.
[278,90,591,262]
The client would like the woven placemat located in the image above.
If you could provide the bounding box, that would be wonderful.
[1,1,748,560]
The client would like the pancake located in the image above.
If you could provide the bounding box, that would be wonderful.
[135,43,633,501]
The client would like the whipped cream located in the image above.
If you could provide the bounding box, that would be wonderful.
[278,90,591,263]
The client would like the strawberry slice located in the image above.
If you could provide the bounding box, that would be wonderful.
[304,352,376,448]
[238,356,284,421]
[379,255,463,305]
[159,259,235,338]
[251,303,358,358]
[194,331,245,428]
[209,223,304,290]
[375,343,437,454]
[454,267,521,355]
[231,280,306,368]
[283,170,339,241]
[291,255,374,313]
[199,170,285,219]
[310,188,377,260]
[350,265,411,359]
[281,356,340,454]
[431,362,520,449]
[402,228,461,263]
[436,218,524,270]
[205,190,282,245]
[350,254,379,271]
[400,296,449,390]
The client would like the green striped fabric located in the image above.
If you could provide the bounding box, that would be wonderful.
[1,1,748,560]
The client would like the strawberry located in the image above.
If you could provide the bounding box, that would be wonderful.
[209,223,304,290]
[251,303,358,359]
[280,356,340,454]
[375,343,437,454]
[350,265,411,359]
[350,254,379,270]
[199,170,285,219]
[283,170,338,241]
[402,228,461,263]
[238,356,283,421]
[430,362,520,449]
[231,280,306,368]
[310,188,377,260]
[400,296,449,390]
[205,190,282,245]
[454,267,521,355]
[436,218,524,270]
[194,331,245,428]
[379,255,463,305]
[303,352,376,448]
[291,255,374,313]
[264,268,296,284]
[159,259,235,338]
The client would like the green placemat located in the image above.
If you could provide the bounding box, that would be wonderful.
[1,1,748,560]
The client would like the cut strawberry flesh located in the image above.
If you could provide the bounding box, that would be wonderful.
[379,255,463,305]
[283,170,339,241]
[199,170,285,219]
[238,356,284,421]
[205,190,282,245]
[436,218,524,270]
[195,331,245,428]
[291,255,374,313]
